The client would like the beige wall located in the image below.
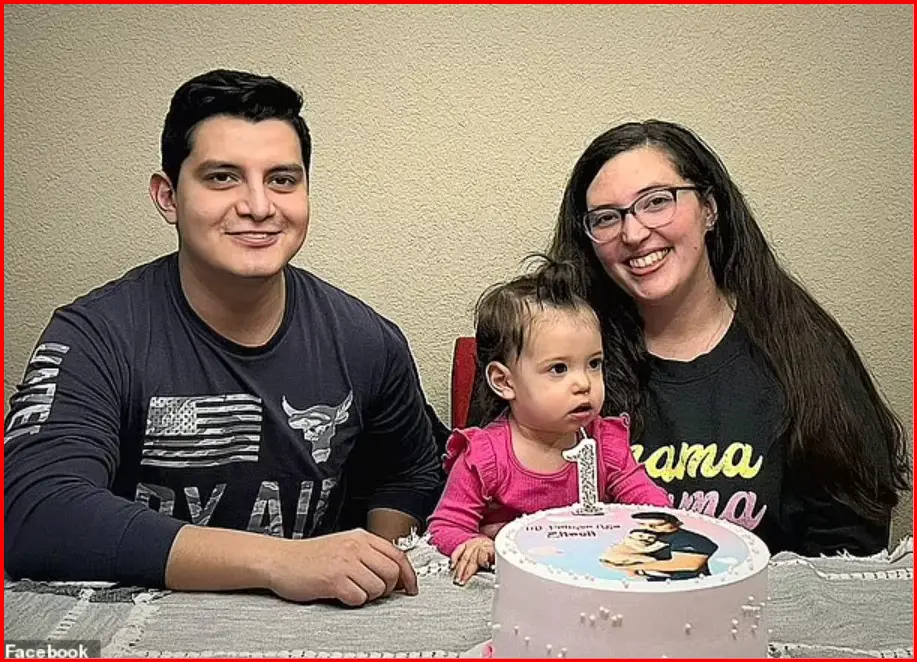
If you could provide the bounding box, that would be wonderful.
[5,5,913,537]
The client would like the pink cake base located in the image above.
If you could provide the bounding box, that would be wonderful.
[490,504,770,658]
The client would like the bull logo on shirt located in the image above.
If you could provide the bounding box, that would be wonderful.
[282,391,353,463]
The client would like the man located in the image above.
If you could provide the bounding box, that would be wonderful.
[4,69,444,607]
[604,512,718,580]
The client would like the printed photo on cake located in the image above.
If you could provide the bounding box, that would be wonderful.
[600,529,670,563]
[514,509,750,583]
[599,511,718,581]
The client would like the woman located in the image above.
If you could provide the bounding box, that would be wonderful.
[546,120,910,556]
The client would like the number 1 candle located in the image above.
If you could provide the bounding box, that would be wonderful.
[561,427,602,515]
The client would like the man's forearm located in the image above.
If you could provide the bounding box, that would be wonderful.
[367,508,419,543]
[5,478,185,586]
[164,523,420,605]
[164,525,281,592]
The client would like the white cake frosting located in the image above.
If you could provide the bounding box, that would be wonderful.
[491,503,770,658]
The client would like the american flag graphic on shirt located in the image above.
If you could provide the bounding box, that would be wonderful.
[142,394,263,468]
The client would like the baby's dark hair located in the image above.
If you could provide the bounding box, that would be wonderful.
[471,254,596,424]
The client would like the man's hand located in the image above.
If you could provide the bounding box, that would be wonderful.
[450,536,495,586]
[264,529,418,606]
[164,526,417,608]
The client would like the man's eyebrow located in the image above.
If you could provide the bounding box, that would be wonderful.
[195,160,241,172]
[193,161,305,176]
[267,164,305,175]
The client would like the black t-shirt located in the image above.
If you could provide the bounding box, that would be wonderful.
[639,320,890,556]
[4,254,443,585]
[645,545,672,561]
[661,528,719,557]
[656,528,718,579]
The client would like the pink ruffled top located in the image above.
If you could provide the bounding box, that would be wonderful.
[427,415,670,556]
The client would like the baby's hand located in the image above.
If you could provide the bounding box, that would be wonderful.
[451,537,495,586]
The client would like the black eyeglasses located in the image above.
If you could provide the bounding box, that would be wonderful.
[582,186,706,244]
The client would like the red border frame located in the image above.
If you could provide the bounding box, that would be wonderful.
[0,4,913,662]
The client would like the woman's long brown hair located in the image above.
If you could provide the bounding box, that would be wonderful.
[546,120,910,523]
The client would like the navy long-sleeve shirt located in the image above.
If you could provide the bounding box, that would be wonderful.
[4,253,443,585]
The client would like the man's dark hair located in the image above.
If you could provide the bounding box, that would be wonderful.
[160,69,311,188]
[632,511,682,527]
[629,528,660,537]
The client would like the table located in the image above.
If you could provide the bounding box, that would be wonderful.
[4,538,913,658]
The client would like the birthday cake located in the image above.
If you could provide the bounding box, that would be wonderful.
[490,504,770,658]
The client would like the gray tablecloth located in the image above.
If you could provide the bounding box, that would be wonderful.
[4,537,913,658]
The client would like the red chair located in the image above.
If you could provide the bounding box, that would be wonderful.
[450,337,478,429]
